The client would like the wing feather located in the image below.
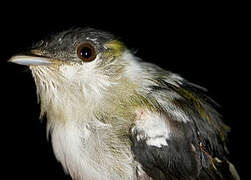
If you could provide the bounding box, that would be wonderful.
[130,72,239,179]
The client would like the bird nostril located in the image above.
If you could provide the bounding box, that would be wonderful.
[30,49,43,56]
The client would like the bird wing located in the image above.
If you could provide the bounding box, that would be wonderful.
[130,109,201,180]
[130,77,240,180]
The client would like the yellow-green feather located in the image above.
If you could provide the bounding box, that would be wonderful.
[102,40,126,59]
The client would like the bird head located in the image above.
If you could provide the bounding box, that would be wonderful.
[9,28,137,120]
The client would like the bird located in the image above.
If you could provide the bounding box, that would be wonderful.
[9,27,240,180]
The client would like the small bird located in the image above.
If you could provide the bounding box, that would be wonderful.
[9,28,240,180]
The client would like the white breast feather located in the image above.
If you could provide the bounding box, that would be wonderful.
[30,62,136,180]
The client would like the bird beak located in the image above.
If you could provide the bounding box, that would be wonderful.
[9,55,54,66]
[9,49,65,66]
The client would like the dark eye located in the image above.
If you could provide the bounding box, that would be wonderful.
[77,43,96,62]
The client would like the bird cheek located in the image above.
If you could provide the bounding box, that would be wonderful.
[58,65,78,80]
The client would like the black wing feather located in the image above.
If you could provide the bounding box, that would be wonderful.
[130,77,240,180]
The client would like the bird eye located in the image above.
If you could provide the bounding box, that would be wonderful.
[77,43,96,62]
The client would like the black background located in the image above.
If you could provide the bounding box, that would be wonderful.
[1,2,248,179]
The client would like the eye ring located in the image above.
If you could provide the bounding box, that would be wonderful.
[77,43,96,62]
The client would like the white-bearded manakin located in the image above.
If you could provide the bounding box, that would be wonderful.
[9,28,240,180]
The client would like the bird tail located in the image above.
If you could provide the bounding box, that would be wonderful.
[199,158,240,180]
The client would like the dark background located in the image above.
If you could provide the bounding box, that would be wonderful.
[1,2,248,179]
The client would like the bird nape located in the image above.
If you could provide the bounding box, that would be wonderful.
[9,27,240,180]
